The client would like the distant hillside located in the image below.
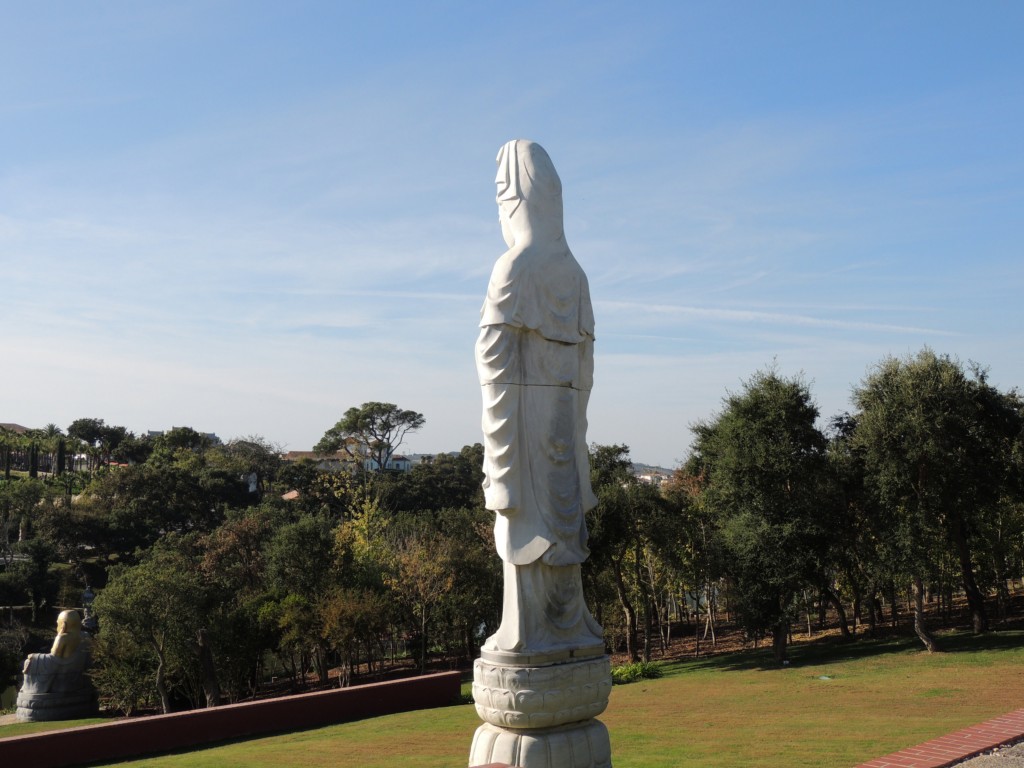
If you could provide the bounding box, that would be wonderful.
[630,462,675,486]
[631,461,674,476]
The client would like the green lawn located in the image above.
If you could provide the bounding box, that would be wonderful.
[9,630,1024,767]
[0,716,108,738]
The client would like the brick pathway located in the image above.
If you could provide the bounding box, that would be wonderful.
[857,709,1024,768]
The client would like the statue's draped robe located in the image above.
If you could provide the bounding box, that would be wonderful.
[17,636,97,722]
[476,242,603,653]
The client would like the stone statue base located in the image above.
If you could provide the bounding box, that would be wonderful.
[15,687,98,722]
[15,642,99,722]
[469,650,612,768]
[470,718,611,768]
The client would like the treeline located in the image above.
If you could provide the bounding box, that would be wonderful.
[1,347,1022,715]
[594,348,1024,663]
[1,417,158,478]
[1,431,497,714]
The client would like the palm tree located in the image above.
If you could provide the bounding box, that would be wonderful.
[40,424,65,477]
[2,429,31,475]
[0,426,14,479]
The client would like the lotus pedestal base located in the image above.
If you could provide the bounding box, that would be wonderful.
[469,650,612,768]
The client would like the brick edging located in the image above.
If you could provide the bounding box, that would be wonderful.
[856,708,1024,768]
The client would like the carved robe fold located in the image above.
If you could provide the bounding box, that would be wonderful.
[476,243,598,569]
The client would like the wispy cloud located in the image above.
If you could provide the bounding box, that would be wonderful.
[598,301,960,337]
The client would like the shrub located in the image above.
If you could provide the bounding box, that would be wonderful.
[611,660,663,685]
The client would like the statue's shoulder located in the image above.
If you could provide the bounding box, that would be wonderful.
[482,246,529,326]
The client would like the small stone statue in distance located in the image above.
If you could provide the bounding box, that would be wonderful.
[16,609,99,722]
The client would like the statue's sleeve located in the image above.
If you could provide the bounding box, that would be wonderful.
[476,323,521,512]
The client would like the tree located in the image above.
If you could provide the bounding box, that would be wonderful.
[56,438,67,476]
[0,427,17,479]
[0,478,48,562]
[0,481,55,621]
[388,530,455,674]
[368,444,485,514]
[280,462,360,520]
[198,506,282,701]
[264,514,337,684]
[149,427,216,464]
[852,349,1022,645]
[315,402,425,473]
[76,464,232,560]
[430,505,501,664]
[67,418,131,469]
[67,418,107,451]
[663,464,727,654]
[691,370,833,663]
[209,436,283,499]
[825,413,888,637]
[110,433,154,465]
[11,538,58,623]
[27,440,39,478]
[321,587,391,686]
[0,621,30,700]
[587,444,674,662]
[37,424,64,476]
[93,544,206,713]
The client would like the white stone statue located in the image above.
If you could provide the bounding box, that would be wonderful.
[476,138,603,658]
[471,140,612,768]
[16,610,98,722]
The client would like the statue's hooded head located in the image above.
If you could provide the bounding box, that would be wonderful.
[57,610,82,635]
[495,140,564,242]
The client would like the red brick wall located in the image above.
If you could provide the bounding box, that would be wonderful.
[0,671,461,768]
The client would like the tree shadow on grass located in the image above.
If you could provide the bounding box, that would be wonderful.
[662,628,1024,675]
[934,628,1024,655]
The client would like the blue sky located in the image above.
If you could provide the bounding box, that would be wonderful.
[2,2,1022,467]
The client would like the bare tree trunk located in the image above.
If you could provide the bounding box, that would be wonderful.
[641,595,653,663]
[194,629,221,707]
[250,656,261,700]
[319,644,329,684]
[420,607,428,674]
[995,569,1010,624]
[951,518,989,633]
[154,647,172,714]
[636,544,653,663]
[850,576,862,638]
[612,557,638,662]
[912,578,941,653]
[693,591,701,658]
[772,620,788,664]
[704,582,717,648]
[664,589,673,650]
[823,585,852,639]
[339,651,351,688]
